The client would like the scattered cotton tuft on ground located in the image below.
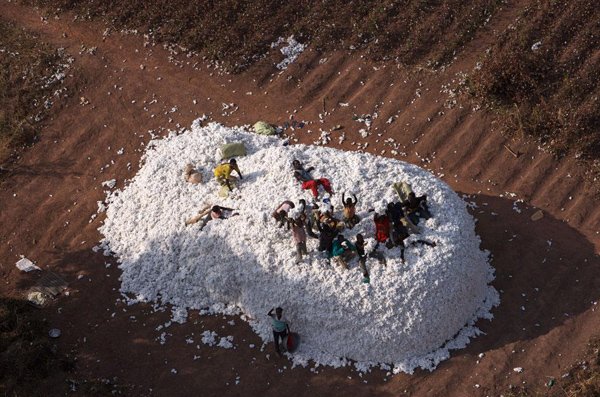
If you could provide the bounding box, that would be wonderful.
[99,121,499,373]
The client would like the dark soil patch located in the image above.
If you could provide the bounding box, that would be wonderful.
[26,0,503,71]
[505,337,600,397]
[0,19,73,166]
[471,0,600,164]
[0,297,72,395]
[23,0,599,170]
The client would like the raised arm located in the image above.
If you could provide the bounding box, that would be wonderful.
[197,205,213,218]
[233,164,243,179]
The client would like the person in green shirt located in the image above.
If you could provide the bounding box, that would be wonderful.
[268,307,290,356]
[331,234,356,269]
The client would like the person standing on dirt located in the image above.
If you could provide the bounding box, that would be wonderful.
[268,307,290,356]
[214,158,243,190]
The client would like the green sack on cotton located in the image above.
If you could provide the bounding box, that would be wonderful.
[253,121,276,135]
[221,142,247,159]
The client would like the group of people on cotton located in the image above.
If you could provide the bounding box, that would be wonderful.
[99,121,499,373]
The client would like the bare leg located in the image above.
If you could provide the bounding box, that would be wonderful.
[199,215,211,231]
[185,213,204,225]
[359,257,369,277]
[296,243,304,262]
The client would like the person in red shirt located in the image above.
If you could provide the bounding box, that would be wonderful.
[301,178,333,199]
[374,211,391,248]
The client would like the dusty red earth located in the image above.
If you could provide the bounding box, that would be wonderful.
[1,2,599,396]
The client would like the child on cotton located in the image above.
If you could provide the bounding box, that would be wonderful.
[355,234,370,281]
[403,191,432,225]
[301,178,333,199]
[289,209,308,263]
[387,202,410,246]
[342,192,360,229]
[297,199,318,238]
[268,307,290,356]
[292,159,314,183]
[331,234,356,269]
[317,220,338,255]
[307,202,322,237]
[185,205,237,230]
[318,204,341,231]
[373,210,392,249]
[272,200,295,229]
[213,158,243,191]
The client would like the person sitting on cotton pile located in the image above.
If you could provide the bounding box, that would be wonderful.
[319,202,343,231]
[403,191,432,225]
[292,159,314,183]
[302,178,333,199]
[331,234,357,270]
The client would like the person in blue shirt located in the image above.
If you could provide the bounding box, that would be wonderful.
[268,307,290,356]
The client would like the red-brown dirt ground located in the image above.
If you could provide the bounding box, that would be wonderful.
[1,2,598,396]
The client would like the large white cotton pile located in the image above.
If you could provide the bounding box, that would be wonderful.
[99,121,499,373]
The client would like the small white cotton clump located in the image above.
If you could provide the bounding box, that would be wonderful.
[170,306,188,324]
[99,121,499,373]
[217,336,234,349]
[288,208,301,220]
[101,179,116,189]
[201,330,218,346]
[274,36,306,70]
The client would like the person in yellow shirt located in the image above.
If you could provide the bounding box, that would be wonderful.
[213,158,243,190]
